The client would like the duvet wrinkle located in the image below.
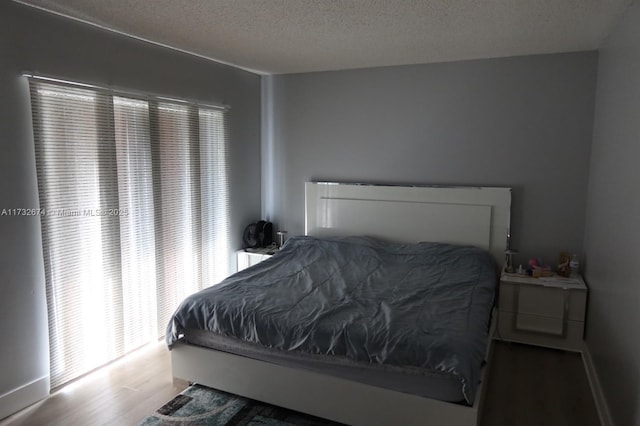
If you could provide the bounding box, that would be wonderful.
[286,262,348,312]
[166,236,497,405]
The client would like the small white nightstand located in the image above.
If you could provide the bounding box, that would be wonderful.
[236,249,274,272]
[497,272,588,352]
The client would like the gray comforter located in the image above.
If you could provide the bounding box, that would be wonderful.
[166,236,498,404]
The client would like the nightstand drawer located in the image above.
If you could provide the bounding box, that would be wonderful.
[515,313,563,336]
[498,312,584,351]
[518,286,565,319]
[499,281,586,321]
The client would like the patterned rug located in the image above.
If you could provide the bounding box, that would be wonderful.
[140,384,342,425]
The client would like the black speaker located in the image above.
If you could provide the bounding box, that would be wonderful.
[259,221,273,247]
[243,220,273,248]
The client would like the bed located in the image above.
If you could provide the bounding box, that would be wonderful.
[168,182,512,426]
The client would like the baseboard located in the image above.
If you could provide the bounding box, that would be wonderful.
[0,375,49,421]
[581,342,614,426]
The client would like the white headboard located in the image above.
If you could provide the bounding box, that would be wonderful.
[305,182,511,264]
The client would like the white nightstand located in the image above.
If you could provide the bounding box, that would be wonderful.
[497,272,587,352]
[236,249,274,272]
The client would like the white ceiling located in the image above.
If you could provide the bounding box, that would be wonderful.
[15,0,632,75]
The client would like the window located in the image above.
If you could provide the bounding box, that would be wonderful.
[29,78,230,389]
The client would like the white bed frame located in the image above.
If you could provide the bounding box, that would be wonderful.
[171,182,511,426]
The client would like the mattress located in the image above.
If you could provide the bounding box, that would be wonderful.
[167,236,498,404]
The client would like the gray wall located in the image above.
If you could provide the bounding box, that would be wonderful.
[584,1,640,424]
[263,52,598,265]
[0,1,261,417]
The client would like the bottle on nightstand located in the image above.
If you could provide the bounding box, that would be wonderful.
[570,254,580,275]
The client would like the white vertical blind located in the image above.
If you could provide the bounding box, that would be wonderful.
[113,97,158,352]
[154,103,201,335]
[29,78,230,389]
[200,109,230,286]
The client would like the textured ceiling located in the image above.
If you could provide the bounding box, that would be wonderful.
[14,0,632,74]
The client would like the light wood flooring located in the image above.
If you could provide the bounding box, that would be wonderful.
[1,341,600,426]
[0,342,188,426]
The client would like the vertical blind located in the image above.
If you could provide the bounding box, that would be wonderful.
[29,78,230,389]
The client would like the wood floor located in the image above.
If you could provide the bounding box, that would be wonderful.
[480,341,600,426]
[0,342,188,426]
[1,341,600,426]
